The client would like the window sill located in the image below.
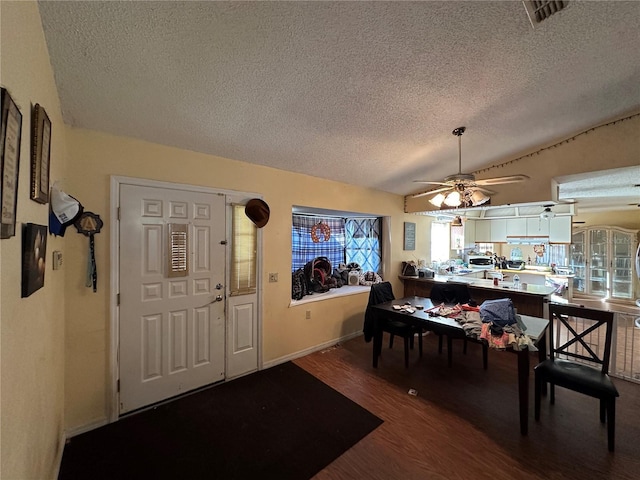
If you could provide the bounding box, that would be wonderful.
[289,285,371,307]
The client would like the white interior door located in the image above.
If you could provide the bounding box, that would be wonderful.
[118,184,226,414]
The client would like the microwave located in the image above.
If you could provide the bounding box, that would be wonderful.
[468,255,493,267]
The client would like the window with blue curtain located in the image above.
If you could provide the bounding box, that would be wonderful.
[292,215,346,271]
[345,218,381,273]
[292,215,382,273]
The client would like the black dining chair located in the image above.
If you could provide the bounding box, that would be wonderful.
[363,282,422,368]
[429,282,488,369]
[534,303,618,451]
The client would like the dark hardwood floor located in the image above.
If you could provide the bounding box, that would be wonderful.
[294,333,640,480]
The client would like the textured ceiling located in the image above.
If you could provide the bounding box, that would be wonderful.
[38,1,640,202]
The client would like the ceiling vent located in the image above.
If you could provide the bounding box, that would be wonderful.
[523,1,568,27]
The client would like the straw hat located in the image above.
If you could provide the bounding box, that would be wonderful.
[245,199,270,228]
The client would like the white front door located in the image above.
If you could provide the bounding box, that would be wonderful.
[118,184,226,414]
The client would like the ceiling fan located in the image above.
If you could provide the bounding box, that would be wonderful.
[412,127,529,207]
[540,205,556,220]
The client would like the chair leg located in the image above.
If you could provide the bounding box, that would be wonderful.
[403,336,410,368]
[409,334,415,350]
[549,383,555,405]
[607,398,616,452]
[418,331,423,357]
[534,373,542,421]
[447,336,453,367]
[389,334,394,349]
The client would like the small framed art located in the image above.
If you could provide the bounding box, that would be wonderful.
[403,222,416,251]
[31,103,51,204]
[22,223,47,297]
[0,88,22,239]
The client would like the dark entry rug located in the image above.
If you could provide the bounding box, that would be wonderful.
[58,362,382,480]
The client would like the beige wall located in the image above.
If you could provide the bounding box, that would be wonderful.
[1,2,68,479]
[62,127,425,431]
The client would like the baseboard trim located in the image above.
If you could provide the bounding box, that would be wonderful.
[262,331,363,369]
[65,417,109,439]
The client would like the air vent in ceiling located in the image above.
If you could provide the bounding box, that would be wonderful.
[523,1,567,27]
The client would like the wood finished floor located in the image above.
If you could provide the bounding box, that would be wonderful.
[294,333,640,480]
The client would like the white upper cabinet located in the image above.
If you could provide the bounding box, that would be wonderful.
[490,219,507,243]
[475,215,572,244]
[475,220,491,242]
[549,216,572,243]
[506,218,527,237]
[527,217,550,236]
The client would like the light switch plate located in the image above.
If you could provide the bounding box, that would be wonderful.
[52,250,63,270]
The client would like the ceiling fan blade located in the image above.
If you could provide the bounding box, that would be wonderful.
[470,186,495,195]
[413,180,450,186]
[410,185,454,198]
[474,174,529,186]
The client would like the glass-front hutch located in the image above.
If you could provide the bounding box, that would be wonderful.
[570,226,638,301]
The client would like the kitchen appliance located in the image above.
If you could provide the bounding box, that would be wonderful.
[505,260,525,271]
[418,268,435,279]
[467,255,493,270]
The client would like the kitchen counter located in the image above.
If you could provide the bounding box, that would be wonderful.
[399,275,555,295]
[400,275,554,317]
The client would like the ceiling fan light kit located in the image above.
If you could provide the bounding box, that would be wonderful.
[413,127,529,208]
[540,206,556,220]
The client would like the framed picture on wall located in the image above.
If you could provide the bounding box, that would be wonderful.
[403,222,416,251]
[0,88,22,239]
[22,223,47,298]
[31,103,51,204]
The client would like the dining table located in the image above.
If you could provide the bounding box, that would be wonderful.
[369,295,549,435]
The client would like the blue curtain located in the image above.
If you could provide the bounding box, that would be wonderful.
[345,218,381,273]
[291,215,345,271]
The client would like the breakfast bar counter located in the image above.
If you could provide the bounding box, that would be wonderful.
[400,275,555,317]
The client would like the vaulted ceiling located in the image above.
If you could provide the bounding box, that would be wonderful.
[38,1,640,204]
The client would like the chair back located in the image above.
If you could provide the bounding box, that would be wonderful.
[363,281,395,342]
[368,281,395,306]
[430,282,470,305]
[547,303,615,374]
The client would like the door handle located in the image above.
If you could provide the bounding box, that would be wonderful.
[196,294,224,309]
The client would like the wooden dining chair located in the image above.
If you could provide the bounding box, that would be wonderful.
[429,282,487,369]
[364,282,422,368]
[534,303,618,451]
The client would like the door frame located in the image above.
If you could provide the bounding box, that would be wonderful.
[108,175,264,423]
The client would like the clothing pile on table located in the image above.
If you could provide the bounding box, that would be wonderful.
[436,298,537,351]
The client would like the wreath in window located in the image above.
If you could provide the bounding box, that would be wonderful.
[311,222,331,243]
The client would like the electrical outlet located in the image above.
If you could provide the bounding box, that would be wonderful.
[269,273,278,283]
[305,310,311,320]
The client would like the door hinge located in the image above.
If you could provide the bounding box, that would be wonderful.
[117,293,120,306]
[117,379,120,392]
[117,207,120,221]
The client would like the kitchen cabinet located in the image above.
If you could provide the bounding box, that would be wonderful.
[490,219,507,243]
[451,220,476,250]
[475,221,491,242]
[526,217,550,236]
[570,226,638,301]
[506,218,527,236]
[549,216,572,243]
[464,220,476,249]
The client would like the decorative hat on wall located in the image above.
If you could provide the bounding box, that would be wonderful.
[49,183,83,236]
[245,198,270,228]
